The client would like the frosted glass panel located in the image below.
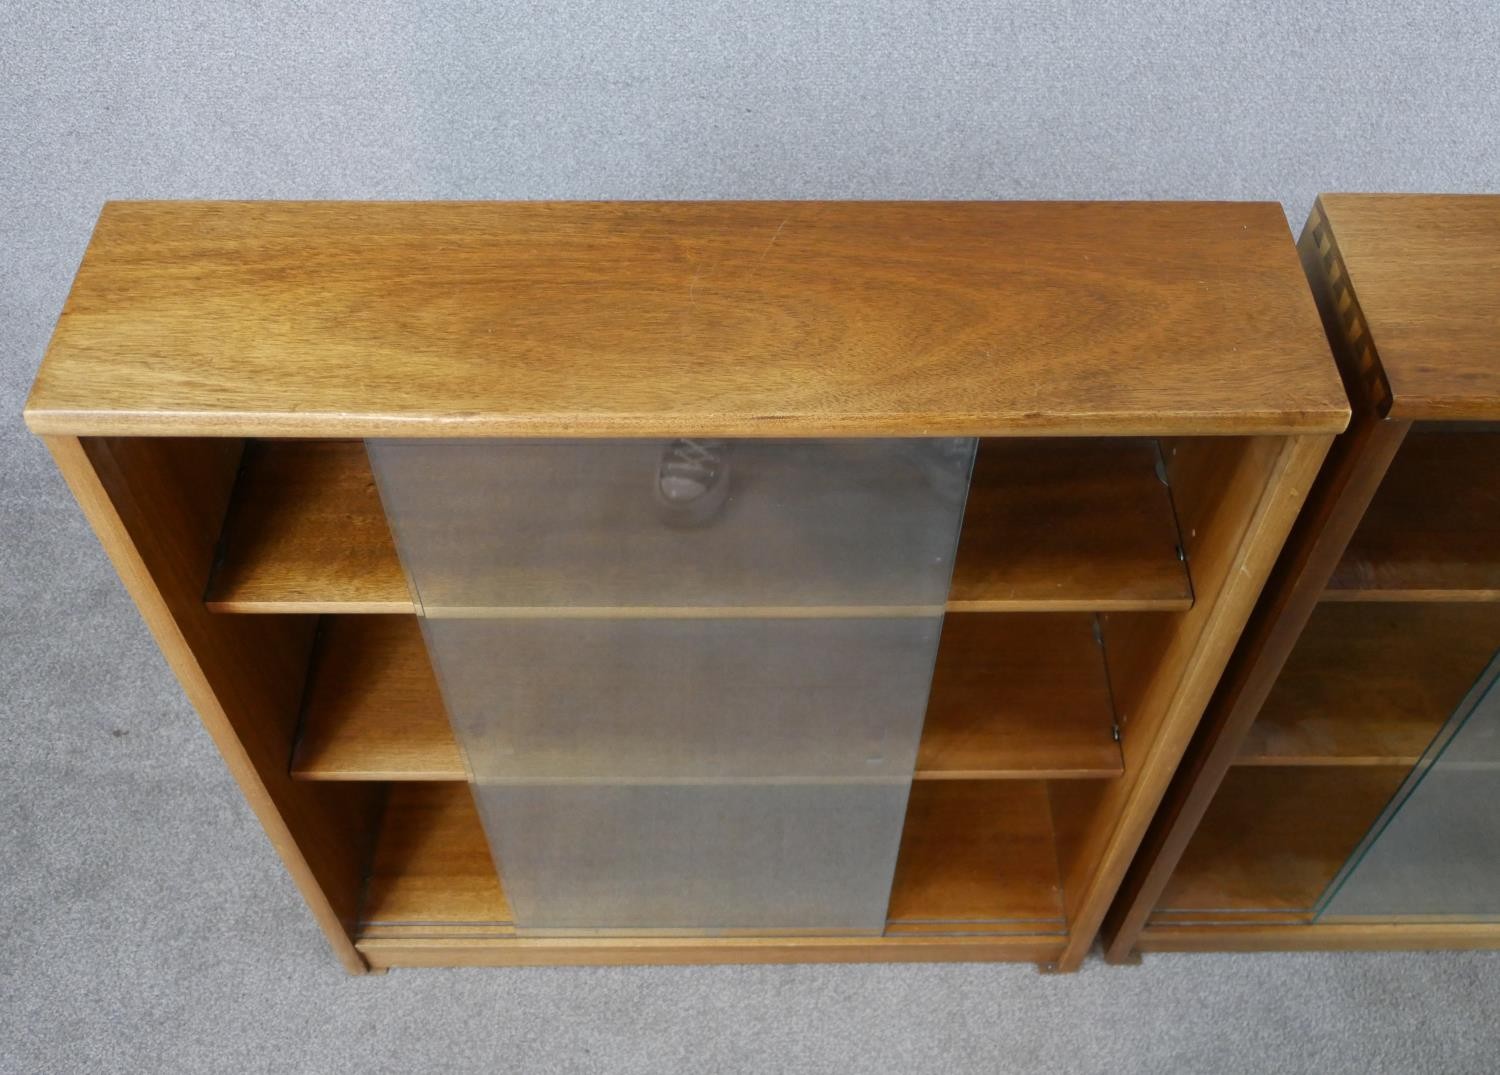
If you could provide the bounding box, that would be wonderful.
[367,438,971,612]
[1320,650,1500,919]
[369,437,974,933]
[424,616,943,783]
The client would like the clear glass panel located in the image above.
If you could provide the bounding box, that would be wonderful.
[369,437,975,933]
[1319,649,1500,920]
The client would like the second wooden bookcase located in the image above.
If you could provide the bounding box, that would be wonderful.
[1104,194,1500,958]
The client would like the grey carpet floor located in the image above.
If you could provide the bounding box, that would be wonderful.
[4,3,1500,1072]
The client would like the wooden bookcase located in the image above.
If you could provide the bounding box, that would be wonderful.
[24,201,1346,973]
[1104,194,1500,958]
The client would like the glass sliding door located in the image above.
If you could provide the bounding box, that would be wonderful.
[369,438,975,933]
[1319,650,1500,920]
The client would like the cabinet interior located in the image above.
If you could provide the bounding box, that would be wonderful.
[80,430,1295,957]
[1149,425,1500,927]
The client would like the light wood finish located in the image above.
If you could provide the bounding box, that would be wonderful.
[361,781,1066,953]
[1050,432,1335,970]
[361,784,510,937]
[1316,194,1500,422]
[29,200,1352,972]
[293,613,1124,781]
[886,781,1065,932]
[1152,766,1408,918]
[292,617,457,781]
[1325,431,1500,601]
[24,201,1347,440]
[948,438,1192,612]
[1236,603,1500,766]
[918,614,1122,779]
[43,435,381,974]
[210,438,1194,615]
[1138,921,1500,953]
[1101,206,1414,960]
[206,440,407,613]
[358,934,1068,969]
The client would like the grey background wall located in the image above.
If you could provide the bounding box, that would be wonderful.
[3,3,1500,1072]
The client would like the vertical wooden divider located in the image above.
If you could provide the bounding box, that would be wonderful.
[1052,432,1332,970]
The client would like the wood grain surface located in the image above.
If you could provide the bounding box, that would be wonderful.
[1318,194,1500,421]
[1049,432,1334,969]
[24,201,1348,438]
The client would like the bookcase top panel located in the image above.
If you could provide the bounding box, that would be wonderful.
[1319,194,1500,422]
[26,200,1347,438]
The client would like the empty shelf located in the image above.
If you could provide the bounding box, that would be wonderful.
[1153,766,1409,921]
[1235,602,1500,766]
[360,783,512,938]
[947,438,1192,612]
[886,780,1065,934]
[292,614,1124,782]
[359,780,1066,939]
[210,437,1193,615]
[918,614,1122,779]
[1325,431,1500,602]
[206,440,408,613]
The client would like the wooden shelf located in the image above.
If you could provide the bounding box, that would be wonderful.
[206,440,407,614]
[1152,766,1409,921]
[292,617,456,781]
[887,781,1065,933]
[292,613,1123,782]
[1325,431,1500,602]
[211,438,1192,615]
[918,614,1122,779]
[360,780,1064,939]
[1235,602,1500,766]
[949,438,1191,612]
[360,783,511,938]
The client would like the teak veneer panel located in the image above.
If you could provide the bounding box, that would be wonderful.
[1052,433,1335,967]
[212,438,1194,615]
[1154,766,1409,917]
[947,438,1191,612]
[1316,194,1500,422]
[44,436,383,973]
[24,201,1348,439]
[293,613,1124,782]
[1325,431,1500,601]
[363,781,1065,940]
[1238,602,1500,767]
